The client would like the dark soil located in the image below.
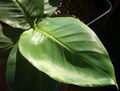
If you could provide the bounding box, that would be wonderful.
[55,0,108,24]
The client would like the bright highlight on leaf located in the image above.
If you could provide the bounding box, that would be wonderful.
[19,17,117,87]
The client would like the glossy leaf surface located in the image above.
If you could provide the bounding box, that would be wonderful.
[0,0,44,29]
[19,17,117,87]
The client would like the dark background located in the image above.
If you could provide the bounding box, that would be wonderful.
[68,0,120,91]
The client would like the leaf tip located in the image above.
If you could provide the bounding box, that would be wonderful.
[115,83,119,90]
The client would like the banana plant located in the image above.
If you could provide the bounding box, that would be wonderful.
[0,0,118,91]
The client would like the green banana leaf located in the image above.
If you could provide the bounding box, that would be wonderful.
[19,17,117,87]
[7,44,60,91]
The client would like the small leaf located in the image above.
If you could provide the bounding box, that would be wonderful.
[19,17,117,87]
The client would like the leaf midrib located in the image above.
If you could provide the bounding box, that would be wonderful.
[36,27,75,54]
[35,27,114,80]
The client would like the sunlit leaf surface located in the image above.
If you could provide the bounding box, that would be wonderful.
[19,17,117,87]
